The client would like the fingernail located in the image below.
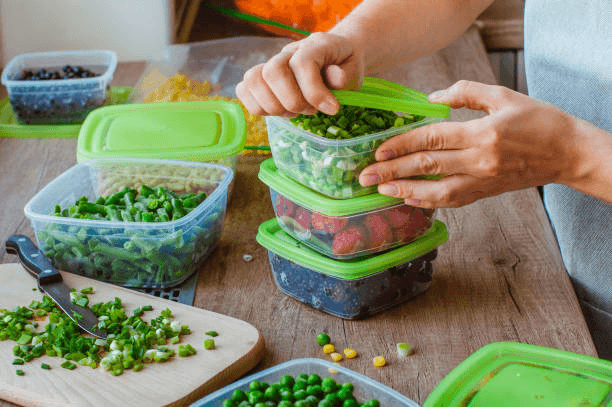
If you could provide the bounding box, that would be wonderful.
[360,174,380,186]
[318,100,337,115]
[378,150,396,161]
[428,90,446,101]
[378,183,398,197]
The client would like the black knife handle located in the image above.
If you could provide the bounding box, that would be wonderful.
[5,235,63,285]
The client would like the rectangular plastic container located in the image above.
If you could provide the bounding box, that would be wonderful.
[190,358,419,407]
[424,341,612,407]
[259,158,436,259]
[1,50,117,124]
[266,114,442,199]
[24,158,233,289]
[256,218,448,319]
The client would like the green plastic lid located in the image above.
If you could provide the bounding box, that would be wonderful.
[424,342,612,407]
[76,100,246,163]
[258,158,404,216]
[256,217,448,279]
[0,87,132,139]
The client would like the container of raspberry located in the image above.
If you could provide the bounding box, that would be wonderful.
[1,50,117,124]
[259,158,437,259]
[256,217,448,319]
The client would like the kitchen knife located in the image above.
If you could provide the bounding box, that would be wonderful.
[5,235,107,339]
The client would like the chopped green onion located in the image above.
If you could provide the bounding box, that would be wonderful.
[41,363,51,370]
[205,331,219,337]
[16,369,24,376]
[204,339,215,350]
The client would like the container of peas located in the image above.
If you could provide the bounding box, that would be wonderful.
[24,158,234,289]
[190,358,419,407]
[265,77,449,199]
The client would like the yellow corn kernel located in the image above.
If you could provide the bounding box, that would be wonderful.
[373,356,386,367]
[328,367,339,374]
[323,344,335,354]
[330,352,343,362]
[344,348,357,359]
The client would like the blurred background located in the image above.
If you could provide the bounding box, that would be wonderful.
[0,0,526,93]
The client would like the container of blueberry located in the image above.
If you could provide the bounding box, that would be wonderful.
[1,50,117,124]
[256,217,448,319]
[190,358,419,406]
[259,158,436,260]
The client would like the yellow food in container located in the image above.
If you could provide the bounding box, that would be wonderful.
[143,73,270,156]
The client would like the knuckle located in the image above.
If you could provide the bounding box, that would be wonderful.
[394,182,414,198]
[415,153,441,175]
[436,185,458,206]
[243,64,263,82]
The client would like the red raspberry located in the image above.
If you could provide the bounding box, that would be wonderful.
[331,226,368,256]
[312,212,349,233]
[295,207,312,230]
[385,206,434,243]
[364,213,394,250]
[274,194,295,218]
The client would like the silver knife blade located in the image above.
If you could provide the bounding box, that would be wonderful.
[5,235,107,339]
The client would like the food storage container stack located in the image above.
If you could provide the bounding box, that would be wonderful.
[257,80,451,318]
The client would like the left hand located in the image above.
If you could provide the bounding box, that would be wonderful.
[358,80,581,208]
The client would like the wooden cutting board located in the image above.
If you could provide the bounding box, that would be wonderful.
[0,263,265,407]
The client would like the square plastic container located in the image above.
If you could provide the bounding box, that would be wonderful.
[190,358,419,407]
[259,158,436,259]
[424,341,612,407]
[266,114,442,199]
[24,158,234,289]
[256,218,448,319]
[76,100,246,198]
[1,50,117,124]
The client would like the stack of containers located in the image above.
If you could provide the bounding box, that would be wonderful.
[256,78,451,319]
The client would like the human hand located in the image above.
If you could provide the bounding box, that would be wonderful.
[236,32,365,117]
[358,80,582,208]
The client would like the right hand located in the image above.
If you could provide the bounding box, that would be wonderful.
[236,32,365,117]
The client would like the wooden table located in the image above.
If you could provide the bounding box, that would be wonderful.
[0,27,597,406]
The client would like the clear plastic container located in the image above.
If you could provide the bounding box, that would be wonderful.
[1,50,117,124]
[190,358,419,407]
[266,114,442,199]
[424,341,612,407]
[259,158,436,259]
[256,218,448,319]
[24,158,233,289]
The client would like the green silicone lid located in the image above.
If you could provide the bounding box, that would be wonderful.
[256,217,448,279]
[258,158,404,216]
[424,342,612,407]
[76,100,246,163]
[330,77,450,118]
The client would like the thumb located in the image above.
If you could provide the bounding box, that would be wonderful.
[323,57,364,91]
[428,80,503,113]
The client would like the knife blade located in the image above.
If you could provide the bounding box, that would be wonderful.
[5,235,107,339]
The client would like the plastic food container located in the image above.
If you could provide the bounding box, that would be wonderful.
[0,87,132,139]
[24,158,233,289]
[259,158,436,259]
[190,358,419,407]
[266,115,442,199]
[76,100,246,198]
[256,218,448,319]
[424,341,612,407]
[1,50,117,124]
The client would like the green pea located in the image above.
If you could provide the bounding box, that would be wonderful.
[280,374,296,388]
[294,389,307,400]
[337,388,354,401]
[316,333,331,346]
[278,401,293,407]
[248,390,264,404]
[306,384,323,398]
[264,386,280,401]
[249,380,263,392]
[280,388,294,401]
[222,400,237,407]
[293,380,308,392]
[307,374,322,386]
[232,389,248,402]
[343,400,358,407]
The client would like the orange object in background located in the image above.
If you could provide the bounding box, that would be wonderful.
[234,0,361,35]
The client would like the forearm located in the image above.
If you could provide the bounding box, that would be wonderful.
[329,0,494,75]
[563,118,612,204]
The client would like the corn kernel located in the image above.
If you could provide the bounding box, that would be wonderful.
[344,348,358,359]
[323,344,335,354]
[373,356,386,367]
[328,367,339,374]
[330,352,343,362]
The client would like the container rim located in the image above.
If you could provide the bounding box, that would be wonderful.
[23,157,233,230]
[190,357,419,407]
[266,115,442,147]
[1,50,118,87]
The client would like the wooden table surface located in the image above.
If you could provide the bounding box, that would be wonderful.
[0,27,597,406]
